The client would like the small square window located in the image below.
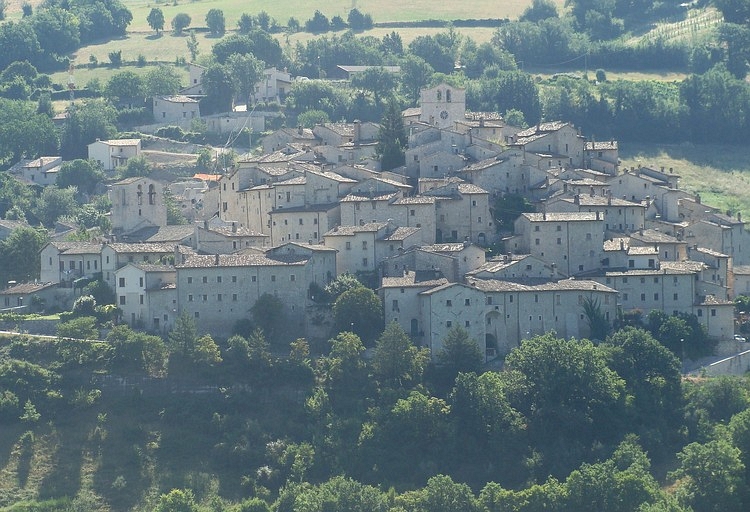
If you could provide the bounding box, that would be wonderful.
[464,298,470,306]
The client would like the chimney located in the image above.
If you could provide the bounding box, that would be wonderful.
[215,254,220,265]
[620,239,624,250]
[608,195,612,205]
[232,221,237,233]
[574,194,580,205]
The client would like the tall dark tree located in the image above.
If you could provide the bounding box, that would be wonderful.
[60,99,117,160]
[147,7,165,35]
[376,97,407,171]
[205,8,226,36]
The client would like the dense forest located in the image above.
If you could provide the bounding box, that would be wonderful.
[1,309,750,511]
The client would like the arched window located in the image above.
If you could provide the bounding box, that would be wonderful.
[148,184,156,205]
[437,90,442,101]
[136,184,143,205]
[446,89,451,102]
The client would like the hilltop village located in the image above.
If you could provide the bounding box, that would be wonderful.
[5,82,745,361]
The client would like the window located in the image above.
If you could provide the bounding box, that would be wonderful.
[557,238,561,245]
[641,293,646,301]
[252,276,257,282]
[654,277,659,283]
[623,293,628,300]
[194,312,200,318]
[446,300,452,307]
[217,276,222,283]
[534,226,540,232]
[410,209,416,216]
[271,275,276,282]
[509,295,514,302]
[346,241,351,250]
[486,296,493,305]
[202,276,208,284]
[139,295,144,305]
[187,277,193,284]
[534,294,539,303]
[217,294,222,301]
[188,294,193,302]
[232,294,237,301]
[465,321,470,327]
[290,274,296,282]
[392,300,399,311]
[362,258,368,266]
[556,225,562,232]
[674,293,678,300]
[362,241,368,250]
[640,277,645,284]
[446,321,452,327]
[535,238,540,245]
[119,277,125,287]
[299,218,303,225]
[119,296,125,305]
[654,293,659,300]
[465,298,470,306]
[711,309,716,317]
[232,275,237,283]
[698,309,703,317]
[202,294,207,302]
[622,277,628,283]
[139,277,144,287]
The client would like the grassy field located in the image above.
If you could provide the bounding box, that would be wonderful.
[119,0,555,33]
[620,143,750,218]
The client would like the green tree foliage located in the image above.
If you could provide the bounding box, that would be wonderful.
[147,7,164,35]
[670,438,747,512]
[297,109,330,128]
[332,286,383,345]
[56,159,105,196]
[468,70,541,125]
[171,13,191,35]
[107,324,167,376]
[0,226,48,284]
[351,67,396,106]
[119,155,151,178]
[305,10,330,33]
[408,35,455,74]
[251,293,286,343]
[0,21,42,71]
[347,9,373,31]
[145,65,181,96]
[324,272,363,301]
[33,186,79,227]
[227,52,264,106]
[186,30,199,61]
[60,99,117,159]
[0,98,58,165]
[200,62,234,114]
[372,321,429,388]
[375,97,407,171]
[57,316,98,340]
[205,9,226,36]
[520,0,559,22]
[492,193,535,233]
[154,488,199,512]
[283,476,386,512]
[437,326,484,376]
[582,296,610,341]
[714,0,750,24]
[684,376,750,441]
[105,70,145,103]
[448,372,526,485]
[32,6,80,56]
[399,54,435,104]
[647,309,713,359]
[603,328,683,457]
[503,333,625,476]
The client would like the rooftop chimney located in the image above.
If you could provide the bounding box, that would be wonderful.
[215,254,220,265]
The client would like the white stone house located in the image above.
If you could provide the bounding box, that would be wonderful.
[380,271,449,339]
[510,212,605,276]
[14,157,62,186]
[419,283,487,358]
[261,126,317,154]
[508,121,585,169]
[101,242,184,290]
[545,193,646,234]
[114,263,177,332]
[466,254,566,282]
[584,140,619,175]
[40,241,103,286]
[175,243,336,337]
[153,95,200,127]
[88,139,141,171]
[425,182,494,245]
[268,203,340,245]
[252,67,293,104]
[110,177,167,235]
[195,221,269,254]
[472,278,619,353]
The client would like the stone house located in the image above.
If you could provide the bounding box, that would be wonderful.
[40,241,103,286]
[508,122,585,169]
[425,182,493,245]
[152,95,200,127]
[466,254,566,282]
[261,126,317,154]
[0,282,60,312]
[88,139,141,171]
[510,212,605,276]
[114,263,177,332]
[545,193,645,234]
[380,271,450,338]
[268,203,339,245]
[584,140,619,175]
[629,228,688,261]
[416,83,467,129]
[419,283,487,358]
[252,67,292,104]
[470,278,619,355]
[110,177,167,235]
[13,157,62,186]
[195,221,269,254]
[175,243,335,337]
[101,242,186,290]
